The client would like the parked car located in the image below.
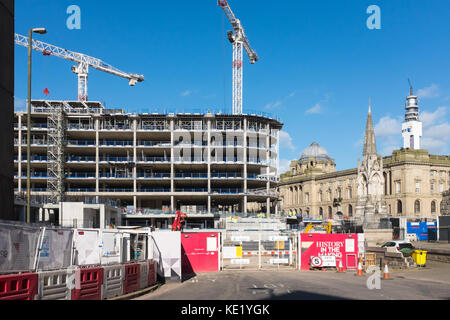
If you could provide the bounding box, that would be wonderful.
[380,240,415,253]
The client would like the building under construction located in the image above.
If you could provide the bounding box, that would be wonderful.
[14,100,282,227]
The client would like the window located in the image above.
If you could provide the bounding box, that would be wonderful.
[328,206,333,219]
[348,187,353,199]
[348,205,353,217]
[415,182,420,194]
[319,207,323,219]
[414,200,420,215]
[305,192,310,204]
[396,181,401,194]
[430,171,435,177]
[440,183,444,193]
[431,201,436,214]
[397,200,402,215]
[337,188,342,199]
[318,191,323,202]
[327,190,331,201]
[430,183,435,193]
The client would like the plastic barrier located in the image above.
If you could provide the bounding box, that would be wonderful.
[148,260,157,287]
[123,263,140,295]
[36,269,74,300]
[0,273,38,300]
[72,267,104,300]
[139,261,149,290]
[102,264,125,300]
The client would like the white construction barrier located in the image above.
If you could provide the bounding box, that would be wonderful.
[100,230,122,265]
[151,231,181,282]
[138,261,149,290]
[0,222,42,273]
[102,264,125,300]
[72,229,101,266]
[35,269,74,300]
[36,228,74,271]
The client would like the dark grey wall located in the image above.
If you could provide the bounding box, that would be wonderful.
[0,0,15,221]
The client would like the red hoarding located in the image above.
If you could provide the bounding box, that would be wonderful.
[300,233,359,271]
[181,232,220,275]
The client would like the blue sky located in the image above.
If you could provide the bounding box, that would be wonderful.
[14,0,450,173]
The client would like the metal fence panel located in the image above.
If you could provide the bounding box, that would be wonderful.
[72,229,101,266]
[0,223,42,273]
[221,231,298,270]
[100,230,122,265]
[37,228,73,271]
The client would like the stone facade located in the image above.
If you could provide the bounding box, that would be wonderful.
[280,147,450,220]
[441,190,450,216]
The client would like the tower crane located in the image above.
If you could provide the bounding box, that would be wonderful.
[14,33,145,101]
[218,0,259,115]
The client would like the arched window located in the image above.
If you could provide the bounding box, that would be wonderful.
[397,200,402,215]
[383,172,388,195]
[431,201,436,214]
[348,204,353,217]
[328,206,333,219]
[414,200,420,215]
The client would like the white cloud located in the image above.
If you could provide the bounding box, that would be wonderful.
[374,106,450,155]
[180,90,191,97]
[305,103,322,114]
[420,107,447,127]
[416,84,440,99]
[263,91,297,110]
[374,116,402,137]
[279,131,296,151]
[264,101,282,110]
[278,159,293,175]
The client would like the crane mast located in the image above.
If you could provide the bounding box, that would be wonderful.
[218,0,259,115]
[14,33,145,101]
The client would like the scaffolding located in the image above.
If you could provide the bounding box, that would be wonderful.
[47,103,66,204]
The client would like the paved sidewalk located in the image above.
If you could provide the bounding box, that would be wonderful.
[412,241,450,251]
[392,260,450,285]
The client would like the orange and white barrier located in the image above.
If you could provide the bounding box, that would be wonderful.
[357,258,364,276]
[383,261,390,280]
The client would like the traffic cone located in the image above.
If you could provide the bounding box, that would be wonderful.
[357,258,364,276]
[338,260,344,273]
[383,261,390,280]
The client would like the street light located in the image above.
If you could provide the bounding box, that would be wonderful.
[26,27,47,223]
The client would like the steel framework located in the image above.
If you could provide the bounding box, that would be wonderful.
[14,33,144,101]
[218,0,259,115]
[47,102,66,204]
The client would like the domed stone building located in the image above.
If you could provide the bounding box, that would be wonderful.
[279,91,450,220]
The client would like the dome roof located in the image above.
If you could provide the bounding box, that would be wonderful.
[300,142,331,162]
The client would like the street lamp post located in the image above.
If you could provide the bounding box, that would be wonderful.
[26,27,46,223]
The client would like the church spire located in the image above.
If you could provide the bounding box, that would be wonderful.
[363,99,377,156]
